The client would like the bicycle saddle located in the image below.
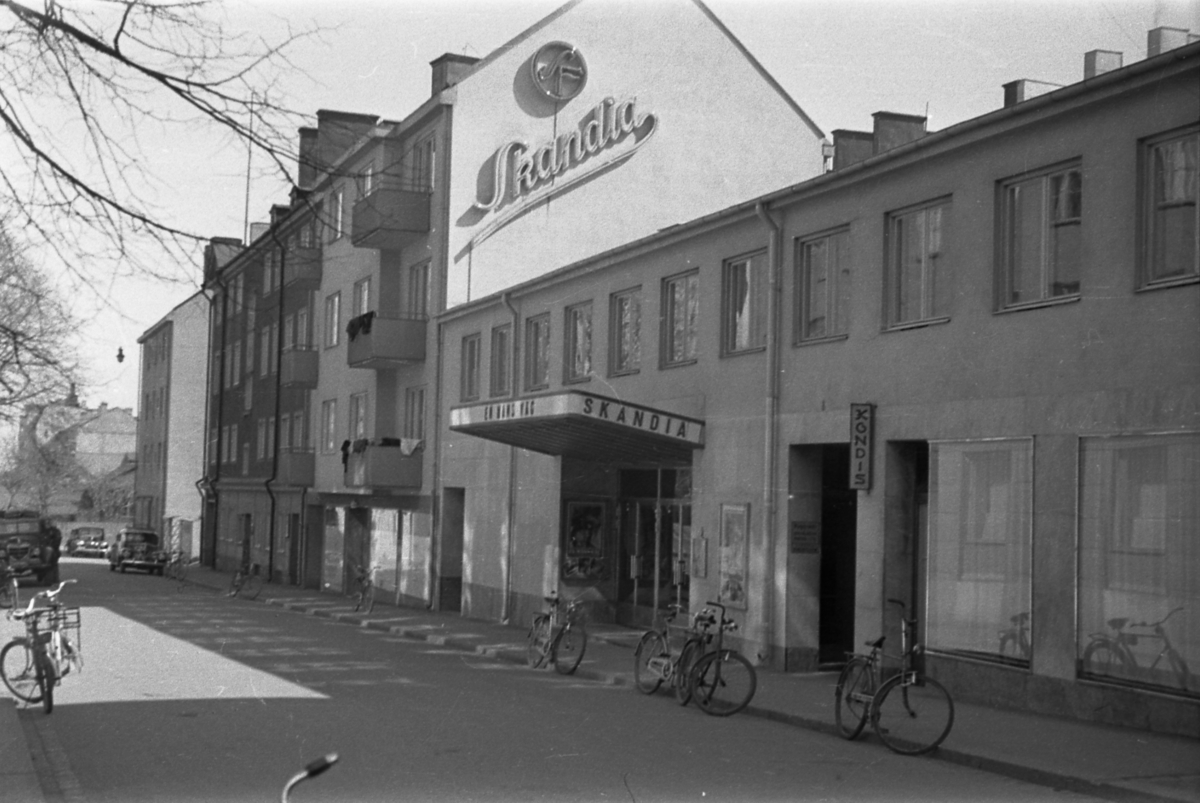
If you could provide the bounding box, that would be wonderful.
[866,636,885,649]
[1107,617,1129,629]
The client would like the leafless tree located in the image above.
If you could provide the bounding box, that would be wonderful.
[0,0,320,291]
[0,221,78,423]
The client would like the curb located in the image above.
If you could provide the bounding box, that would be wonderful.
[0,696,46,803]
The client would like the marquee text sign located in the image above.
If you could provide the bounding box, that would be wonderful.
[849,403,874,490]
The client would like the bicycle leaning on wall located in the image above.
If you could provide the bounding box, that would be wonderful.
[1,580,83,714]
[633,603,716,705]
[351,563,377,614]
[228,561,264,600]
[686,600,757,717]
[834,597,955,755]
[527,593,589,675]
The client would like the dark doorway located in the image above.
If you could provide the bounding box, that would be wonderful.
[286,513,301,586]
[616,468,691,628]
[441,487,465,612]
[819,445,857,666]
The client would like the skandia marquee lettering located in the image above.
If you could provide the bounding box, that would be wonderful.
[580,396,692,440]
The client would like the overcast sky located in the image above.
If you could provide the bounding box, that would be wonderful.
[58,0,1200,415]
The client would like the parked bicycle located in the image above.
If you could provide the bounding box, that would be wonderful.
[0,562,18,610]
[1082,606,1189,690]
[686,600,757,716]
[1,580,82,714]
[834,598,955,755]
[998,611,1031,661]
[633,603,717,705]
[351,563,377,614]
[227,561,264,600]
[527,593,588,675]
[163,549,198,584]
[282,753,339,802]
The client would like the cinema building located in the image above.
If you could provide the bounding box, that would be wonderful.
[437,32,1200,736]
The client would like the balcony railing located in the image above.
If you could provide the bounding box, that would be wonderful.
[280,347,318,388]
[351,179,431,251]
[344,439,423,491]
[346,312,426,369]
[283,245,321,287]
[275,447,315,487]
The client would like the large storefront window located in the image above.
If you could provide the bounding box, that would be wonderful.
[1079,434,1198,695]
[928,439,1032,663]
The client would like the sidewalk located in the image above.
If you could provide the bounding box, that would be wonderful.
[5,568,1198,803]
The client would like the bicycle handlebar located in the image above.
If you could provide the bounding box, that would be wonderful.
[1130,606,1184,629]
[281,753,339,802]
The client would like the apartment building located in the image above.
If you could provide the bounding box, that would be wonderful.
[438,33,1200,736]
[133,291,209,555]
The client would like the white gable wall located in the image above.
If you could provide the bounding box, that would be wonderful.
[446,0,825,307]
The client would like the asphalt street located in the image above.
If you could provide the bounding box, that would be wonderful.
[5,559,1111,802]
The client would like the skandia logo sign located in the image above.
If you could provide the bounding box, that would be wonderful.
[464,43,658,251]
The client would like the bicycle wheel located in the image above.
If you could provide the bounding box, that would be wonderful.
[1167,651,1190,691]
[1,639,43,702]
[527,615,551,668]
[835,656,874,740]
[674,639,703,705]
[1082,640,1131,679]
[691,650,757,716]
[552,623,587,675]
[362,582,376,614]
[38,653,54,714]
[243,572,264,600]
[228,572,243,597]
[872,674,955,755]
[633,631,667,694]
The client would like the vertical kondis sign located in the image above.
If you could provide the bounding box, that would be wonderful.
[849,403,874,491]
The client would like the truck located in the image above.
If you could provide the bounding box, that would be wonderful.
[0,509,62,586]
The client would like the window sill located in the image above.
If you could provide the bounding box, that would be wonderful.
[562,375,592,386]
[883,316,951,333]
[1136,274,1200,293]
[794,333,849,348]
[720,345,767,359]
[995,294,1081,315]
[660,358,698,371]
[608,368,641,379]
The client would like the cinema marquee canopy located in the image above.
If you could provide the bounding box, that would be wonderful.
[449,390,704,464]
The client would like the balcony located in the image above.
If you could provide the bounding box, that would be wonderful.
[280,347,318,389]
[351,180,431,251]
[274,448,314,487]
[346,312,426,369]
[345,440,423,491]
[282,245,321,287]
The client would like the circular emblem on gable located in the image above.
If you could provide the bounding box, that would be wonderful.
[531,42,587,102]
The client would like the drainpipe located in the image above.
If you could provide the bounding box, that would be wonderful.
[205,272,232,569]
[264,232,287,584]
[756,201,782,664]
[500,291,520,623]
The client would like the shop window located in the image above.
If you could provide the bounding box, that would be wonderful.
[999,162,1082,308]
[796,227,851,342]
[609,287,641,376]
[1141,126,1199,287]
[1079,433,1198,694]
[404,386,426,440]
[886,198,952,328]
[524,314,550,391]
[324,292,340,348]
[662,270,698,367]
[927,439,1032,663]
[721,251,767,354]
[461,333,481,401]
[564,301,592,383]
[490,324,511,397]
[349,393,368,441]
[320,399,337,454]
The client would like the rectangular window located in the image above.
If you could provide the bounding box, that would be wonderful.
[413,136,435,191]
[886,199,951,327]
[266,416,275,462]
[230,339,241,385]
[256,417,267,460]
[296,306,310,348]
[348,393,367,440]
[797,228,851,341]
[564,302,592,383]
[1000,163,1082,308]
[280,413,291,450]
[359,164,375,198]
[353,277,371,317]
[524,314,551,391]
[405,262,430,317]
[928,439,1033,663]
[461,333,481,401]
[259,330,271,377]
[662,271,699,367]
[404,386,426,441]
[320,399,337,453]
[298,218,316,249]
[324,293,340,348]
[490,324,511,397]
[1142,127,1199,286]
[282,314,295,351]
[1079,433,1199,694]
[722,251,768,354]
[330,188,344,240]
[609,288,641,375]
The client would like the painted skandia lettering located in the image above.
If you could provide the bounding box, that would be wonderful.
[473,96,656,213]
[581,397,690,439]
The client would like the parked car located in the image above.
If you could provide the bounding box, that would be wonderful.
[67,526,108,558]
[108,528,168,575]
[0,510,61,586]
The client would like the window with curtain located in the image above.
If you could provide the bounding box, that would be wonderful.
[927,439,1032,662]
[564,302,592,383]
[404,386,426,440]
[722,251,767,354]
[348,393,367,441]
[461,333,481,401]
[490,324,511,397]
[1143,127,1198,285]
[662,270,698,367]
[524,314,550,390]
[887,199,952,327]
[797,228,851,341]
[1079,433,1199,694]
[320,400,337,453]
[609,287,641,375]
[1000,163,1082,307]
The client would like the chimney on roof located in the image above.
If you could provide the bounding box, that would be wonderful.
[1003,78,1065,107]
[270,204,290,227]
[1084,50,1123,79]
[308,110,379,180]
[297,127,319,190]
[872,112,927,155]
[831,129,873,170]
[249,222,270,243]
[1147,26,1194,57]
[431,53,480,94]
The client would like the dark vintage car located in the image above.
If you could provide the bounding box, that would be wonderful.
[0,510,61,586]
[108,528,168,575]
[67,526,108,558]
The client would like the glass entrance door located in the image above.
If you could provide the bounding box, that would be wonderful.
[616,469,691,627]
